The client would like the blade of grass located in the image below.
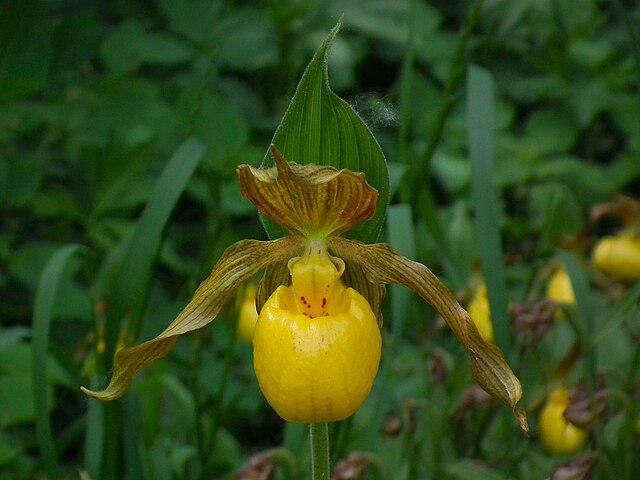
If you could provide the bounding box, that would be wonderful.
[105,137,207,356]
[558,251,611,473]
[84,381,104,479]
[98,137,205,479]
[466,64,510,352]
[386,203,416,334]
[32,244,86,479]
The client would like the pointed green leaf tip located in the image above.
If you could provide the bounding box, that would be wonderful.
[262,18,389,244]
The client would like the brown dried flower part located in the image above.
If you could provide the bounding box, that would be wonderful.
[550,453,596,480]
[510,301,557,343]
[428,348,450,384]
[380,413,403,437]
[590,195,640,228]
[332,452,370,480]
[234,453,274,480]
[564,384,608,431]
[453,384,493,424]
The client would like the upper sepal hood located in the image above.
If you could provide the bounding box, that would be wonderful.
[238,146,379,239]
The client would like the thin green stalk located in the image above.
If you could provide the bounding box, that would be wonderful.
[191,330,207,478]
[32,245,84,478]
[397,0,418,167]
[415,0,485,178]
[309,423,330,480]
[467,64,510,352]
[204,322,238,475]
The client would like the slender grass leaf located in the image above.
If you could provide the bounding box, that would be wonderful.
[467,65,510,351]
[558,251,603,446]
[557,253,594,340]
[96,138,204,476]
[104,137,206,357]
[84,379,104,480]
[386,204,415,333]
[262,19,389,243]
[590,283,640,347]
[32,244,86,479]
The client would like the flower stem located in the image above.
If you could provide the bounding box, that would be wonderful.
[310,423,330,480]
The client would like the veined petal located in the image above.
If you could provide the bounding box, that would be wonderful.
[328,237,528,431]
[237,146,378,238]
[81,236,304,401]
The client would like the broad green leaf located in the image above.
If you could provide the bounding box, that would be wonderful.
[217,9,279,70]
[159,0,222,44]
[262,19,389,243]
[0,153,44,207]
[100,19,194,74]
[524,108,578,155]
[335,0,454,67]
[193,93,249,169]
[0,0,52,101]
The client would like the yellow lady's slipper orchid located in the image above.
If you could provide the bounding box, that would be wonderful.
[592,233,640,282]
[539,387,587,455]
[466,284,494,343]
[546,266,576,320]
[237,285,259,343]
[254,242,380,422]
[81,146,527,430]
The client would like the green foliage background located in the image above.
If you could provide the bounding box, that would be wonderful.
[1,0,640,479]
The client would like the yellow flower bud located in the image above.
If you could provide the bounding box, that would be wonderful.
[539,387,587,455]
[467,285,494,343]
[592,234,640,282]
[546,267,575,320]
[237,285,259,343]
[253,241,381,423]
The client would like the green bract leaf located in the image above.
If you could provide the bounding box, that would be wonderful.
[262,19,389,243]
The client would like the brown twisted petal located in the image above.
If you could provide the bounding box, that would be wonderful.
[237,146,378,238]
[81,235,305,401]
[328,236,528,431]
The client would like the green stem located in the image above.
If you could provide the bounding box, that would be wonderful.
[415,0,485,179]
[309,423,330,480]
